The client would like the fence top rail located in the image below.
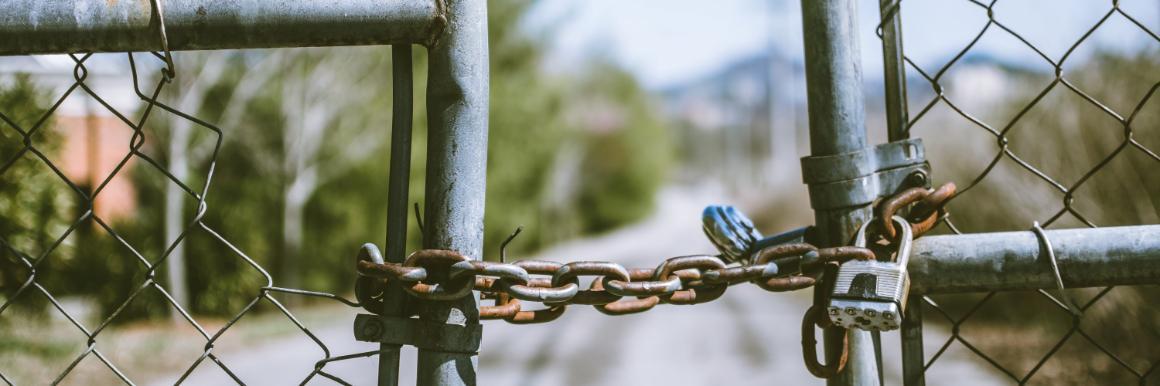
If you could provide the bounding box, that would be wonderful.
[910,224,1160,294]
[0,0,443,56]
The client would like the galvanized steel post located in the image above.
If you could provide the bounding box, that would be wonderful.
[800,0,880,385]
[419,0,489,384]
[874,1,924,384]
[0,0,441,54]
[379,44,415,386]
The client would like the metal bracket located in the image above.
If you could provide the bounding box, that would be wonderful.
[800,138,930,210]
[354,314,483,354]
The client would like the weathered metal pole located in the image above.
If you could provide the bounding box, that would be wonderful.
[378,44,414,386]
[419,0,489,384]
[800,0,879,385]
[873,1,922,384]
[910,224,1160,294]
[0,0,440,55]
[878,0,909,143]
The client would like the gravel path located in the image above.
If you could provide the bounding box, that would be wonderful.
[157,188,1006,385]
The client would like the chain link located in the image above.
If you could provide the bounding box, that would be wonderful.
[355,183,957,327]
[352,183,955,380]
[356,246,859,323]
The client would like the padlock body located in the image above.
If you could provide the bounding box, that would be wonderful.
[827,260,910,331]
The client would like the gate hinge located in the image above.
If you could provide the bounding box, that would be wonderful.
[354,314,482,354]
[800,138,930,210]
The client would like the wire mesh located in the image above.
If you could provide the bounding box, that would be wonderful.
[0,48,381,385]
[877,0,1160,384]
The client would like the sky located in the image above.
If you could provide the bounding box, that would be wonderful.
[525,0,1160,90]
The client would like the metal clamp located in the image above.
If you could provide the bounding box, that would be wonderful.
[800,138,930,210]
[354,314,482,354]
[1031,222,1081,316]
[147,0,175,80]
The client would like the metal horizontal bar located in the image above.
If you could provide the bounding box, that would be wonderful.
[910,225,1160,294]
[0,0,442,55]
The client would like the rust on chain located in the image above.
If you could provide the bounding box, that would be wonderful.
[876,187,930,240]
[356,211,889,322]
[449,260,529,283]
[652,255,727,305]
[666,283,727,304]
[753,243,818,277]
[491,260,573,322]
[498,260,578,302]
[910,182,956,237]
[479,292,521,319]
[816,246,875,265]
[758,275,817,292]
[909,209,941,237]
[400,249,476,300]
[801,305,848,378]
[754,243,817,264]
[505,303,566,324]
[552,261,630,305]
[910,182,956,221]
[603,271,682,297]
[356,259,427,282]
[878,182,957,239]
[499,278,578,302]
[702,264,767,284]
[589,277,661,315]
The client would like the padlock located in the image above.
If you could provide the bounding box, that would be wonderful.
[701,205,763,264]
[703,205,811,265]
[827,216,912,331]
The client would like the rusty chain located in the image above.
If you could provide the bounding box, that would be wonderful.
[355,244,872,323]
[355,183,955,377]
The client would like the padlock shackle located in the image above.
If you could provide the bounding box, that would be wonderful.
[853,216,913,267]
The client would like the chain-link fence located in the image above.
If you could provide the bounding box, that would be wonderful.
[874,1,1160,384]
[0,1,453,385]
[0,49,382,386]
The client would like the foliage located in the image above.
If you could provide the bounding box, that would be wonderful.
[572,63,672,233]
[0,75,70,311]
[923,49,1159,384]
[0,0,674,320]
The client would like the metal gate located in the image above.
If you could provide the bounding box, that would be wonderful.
[0,0,1157,385]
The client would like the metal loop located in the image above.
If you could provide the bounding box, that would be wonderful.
[801,305,848,378]
[148,0,176,80]
[498,260,580,302]
[497,278,579,303]
[815,246,876,266]
[479,292,521,320]
[603,276,682,297]
[652,255,727,304]
[589,278,661,315]
[400,250,476,301]
[357,260,428,282]
[702,264,769,284]
[876,187,929,240]
[552,262,630,305]
[504,303,567,324]
[909,182,956,223]
[758,275,817,292]
[753,243,819,275]
[354,243,387,314]
[449,260,529,284]
[855,216,913,266]
[1031,222,1081,315]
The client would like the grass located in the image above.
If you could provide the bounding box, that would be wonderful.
[0,298,356,385]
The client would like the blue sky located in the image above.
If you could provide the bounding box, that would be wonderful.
[526,0,1160,90]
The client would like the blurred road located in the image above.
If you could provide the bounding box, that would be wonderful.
[157,187,1006,386]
